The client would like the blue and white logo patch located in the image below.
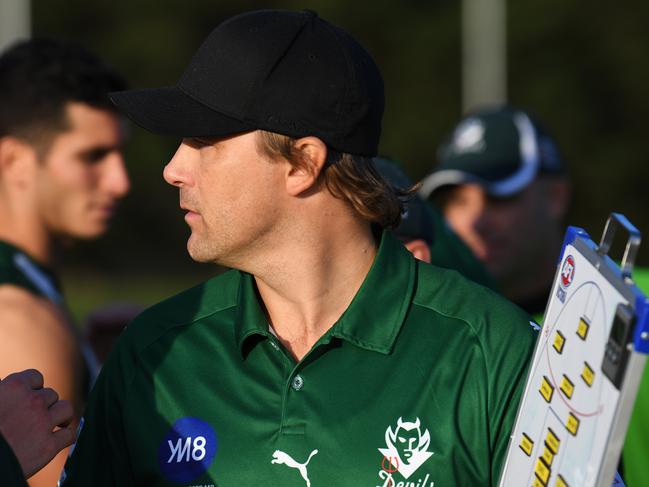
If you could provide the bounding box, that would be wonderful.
[158,417,218,484]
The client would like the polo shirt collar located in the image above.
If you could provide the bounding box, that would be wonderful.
[235,231,416,356]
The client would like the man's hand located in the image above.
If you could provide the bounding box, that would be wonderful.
[0,369,75,478]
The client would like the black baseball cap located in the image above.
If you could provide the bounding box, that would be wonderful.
[373,157,435,245]
[110,9,384,156]
[419,105,565,199]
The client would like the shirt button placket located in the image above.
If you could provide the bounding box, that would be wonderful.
[291,374,304,391]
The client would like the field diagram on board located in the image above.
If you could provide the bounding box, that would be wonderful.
[499,237,635,487]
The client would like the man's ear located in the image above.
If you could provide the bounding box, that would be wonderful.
[547,178,571,220]
[0,136,39,186]
[285,136,327,197]
[404,238,432,263]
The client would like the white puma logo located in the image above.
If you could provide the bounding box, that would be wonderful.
[271,449,318,486]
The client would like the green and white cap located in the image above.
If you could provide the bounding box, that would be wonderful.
[419,105,564,199]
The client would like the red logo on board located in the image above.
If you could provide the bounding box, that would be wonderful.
[561,255,575,288]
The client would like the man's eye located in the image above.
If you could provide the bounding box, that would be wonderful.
[398,437,406,443]
[188,137,215,148]
[81,149,111,164]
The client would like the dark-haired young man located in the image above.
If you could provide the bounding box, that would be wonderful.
[62,10,536,486]
[0,39,129,486]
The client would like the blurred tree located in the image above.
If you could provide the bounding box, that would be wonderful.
[28,0,649,272]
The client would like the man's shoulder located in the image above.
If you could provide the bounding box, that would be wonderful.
[412,261,537,342]
[119,269,242,351]
[0,284,66,333]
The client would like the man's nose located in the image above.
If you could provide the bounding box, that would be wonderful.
[103,152,130,198]
[163,141,194,188]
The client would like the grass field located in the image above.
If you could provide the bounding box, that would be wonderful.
[62,269,220,325]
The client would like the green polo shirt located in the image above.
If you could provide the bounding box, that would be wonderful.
[61,232,537,487]
[0,433,27,487]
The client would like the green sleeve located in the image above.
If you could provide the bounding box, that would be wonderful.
[60,334,136,486]
[0,433,27,487]
[482,301,538,485]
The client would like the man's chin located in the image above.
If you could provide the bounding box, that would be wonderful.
[64,223,109,241]
[187,239,217,264]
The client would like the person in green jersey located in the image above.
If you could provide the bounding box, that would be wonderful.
[0,369,75,486]
[61,10,538,487]
[419,105,571,317]
[421,106,639,485]
[0,39,129,486]
[373,157,497,289]
[623,268,649,487]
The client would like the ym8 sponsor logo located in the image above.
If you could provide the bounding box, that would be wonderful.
[158,417,218,485]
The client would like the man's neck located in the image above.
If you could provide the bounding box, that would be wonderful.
[253,222,377,362]
[502,247,559,315]
[0,210,57,268]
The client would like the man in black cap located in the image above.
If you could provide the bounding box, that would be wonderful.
[61,11,536,486]
[420,105,571,317]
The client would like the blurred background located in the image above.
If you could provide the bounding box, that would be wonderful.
[2,0,648,319]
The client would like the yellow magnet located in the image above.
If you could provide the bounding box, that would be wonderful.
[541,445,554,467]
[581,362,595,387]
[519,432,534,457]
[540,376,555,403]
[577,318,590,340]
[535,457,551,485]
[566,413,580,436]
[555,474,569,487]
[553,330,566,354]
[546,428,560,454]
[560,375,574,399]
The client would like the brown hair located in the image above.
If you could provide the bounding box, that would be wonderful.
[257,131,415,229]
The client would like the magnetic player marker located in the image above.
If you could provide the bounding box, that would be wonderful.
[553,330,566,354]
[519,433,534,457]
[577,318,590,340]
[540,376,555,403]
[566,413,580,436]
[556,474,569,487]
[541,445,554,467]
[534,457,551,485]
[560,375,574,400]
[581,362,595,387]
[545,428,560,454]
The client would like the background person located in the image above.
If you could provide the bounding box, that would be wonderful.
[0,38,129,486]
[419,105,570,317]
[0,369,75,486]
[374,156,497,289]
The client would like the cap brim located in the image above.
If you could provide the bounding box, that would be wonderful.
[418,169,533,200]
[109,86,255,138]
[418,170,480,199]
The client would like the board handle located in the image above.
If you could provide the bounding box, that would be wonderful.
[597,213,642,280]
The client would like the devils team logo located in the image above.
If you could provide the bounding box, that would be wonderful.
[560,255,576,288]
[377,417,434,485]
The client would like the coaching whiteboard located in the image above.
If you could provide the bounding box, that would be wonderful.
[499,216,649,487]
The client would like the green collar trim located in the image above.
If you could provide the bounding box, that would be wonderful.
[235,231,416,356]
